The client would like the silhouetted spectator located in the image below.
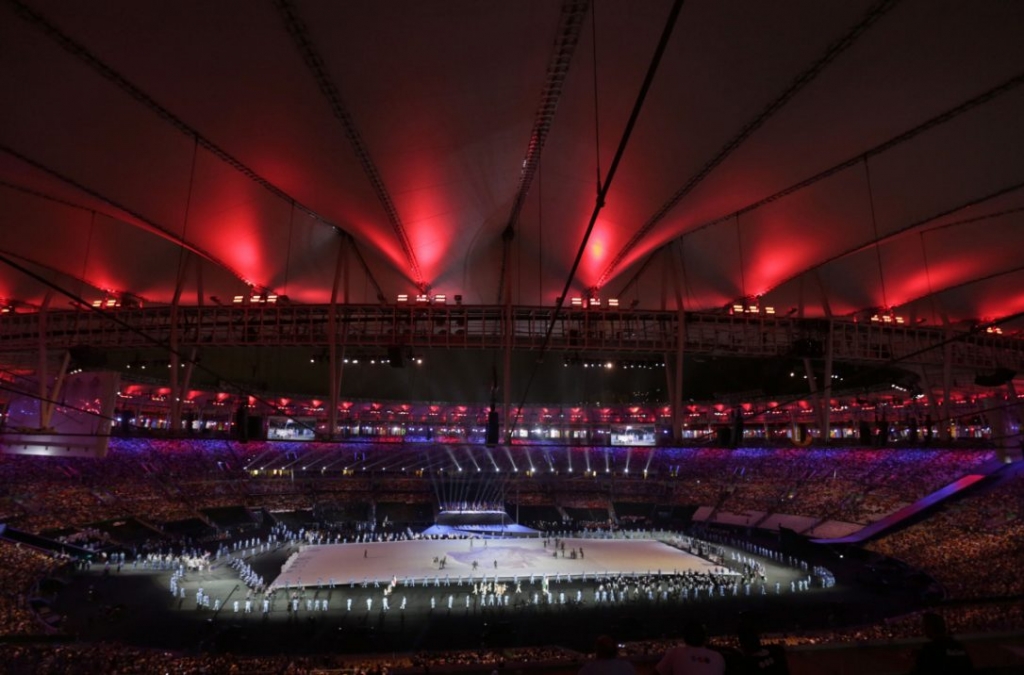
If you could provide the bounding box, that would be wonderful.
[656,621,725,675]
[909,612,973,674]
[579,635,636,675]
[735,621,789,674]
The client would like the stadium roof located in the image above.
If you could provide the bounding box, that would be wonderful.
[3,0,1024,326]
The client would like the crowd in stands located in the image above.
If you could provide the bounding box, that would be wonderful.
[867,466,1024,599]
[0,644,343,675]
[0,441,995,539]
[0,643,573,675]
[3,600,1017,674]
[706,448,994,525]
[0,540,67,636]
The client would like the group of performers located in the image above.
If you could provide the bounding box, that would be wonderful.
[100,522,837,622]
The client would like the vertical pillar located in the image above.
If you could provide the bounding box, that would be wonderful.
[821,320,834,444]
[37,292,52,429]
[803,357,822,442]
[917,366,941,443]
[501,268,512,444]
[40,351,71,429]
[797,275,805,319]
[195,258,204,307]
[663,355,674,418]
[941,329,953,441]
[1006,380,1023,462]
[328,237,348,440]
[503,316,512,444]
[672,313,685,442]
[666,245,686,443]
[169,347,180,434]
[660,250,670,312]
[813,270,833,318]
[179,346,198,431]
[169,254,190,435]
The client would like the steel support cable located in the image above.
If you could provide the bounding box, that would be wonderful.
[613,69,1024,301]
[0,144,250,285]
[920,204,1024,235]
[174,136,200,296]
[80,211,96,300]
[507,0,685,440]
[491,0,591,413]
[760,179,1024,303]
[0,246,132,300]
[736,214,747,299]
[0,177,239,301]
[4,0,385,298]
[920,232,938,325]
[596,0,901,289]
[590,0,602,190]
[272,0,424,291]
[496,0,592,303]
[887,256,1024,317]
[0,179,96,213]
[0,175,397,305]
[863,158,889,309]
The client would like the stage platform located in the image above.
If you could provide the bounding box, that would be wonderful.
[270,537,727,590]
[435,509,512,527]
[420,523,539,537]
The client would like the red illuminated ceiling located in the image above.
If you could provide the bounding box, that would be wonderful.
[1,0,1024,329]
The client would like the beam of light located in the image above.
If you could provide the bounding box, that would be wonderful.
[417,449,449,471]
[644,448,655,473]
[243,448,275,471]
[484,447,499,471]
[502,446,517,472]
[280,452,305,470]
[444,445,462,472]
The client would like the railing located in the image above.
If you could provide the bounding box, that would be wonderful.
[2,304,1022,370]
